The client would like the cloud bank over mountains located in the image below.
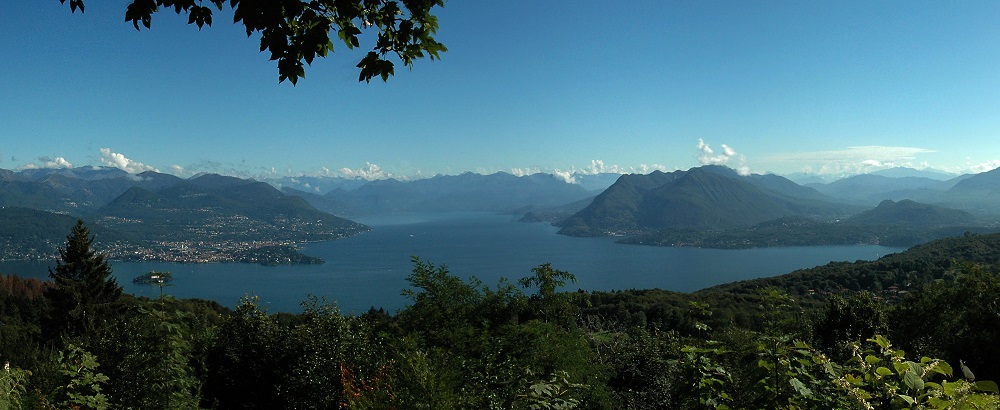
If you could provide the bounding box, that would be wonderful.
[18,156,74,170]
[7,140,1000,183]
[760,146,943,176]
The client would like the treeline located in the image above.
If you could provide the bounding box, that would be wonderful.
[2,222,1000,408]
[622,216,999,249]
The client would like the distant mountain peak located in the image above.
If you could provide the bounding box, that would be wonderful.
[848,199,974,226]
[557,166,849,236]
[870,167,957,180]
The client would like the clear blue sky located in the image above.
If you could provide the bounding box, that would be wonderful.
[2,1,1000,180]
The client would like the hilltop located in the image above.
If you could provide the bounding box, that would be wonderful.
[557,165,851,236]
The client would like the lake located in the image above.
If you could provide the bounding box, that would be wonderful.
[0,212,905,313]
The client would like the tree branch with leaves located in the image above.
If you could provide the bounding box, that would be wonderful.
[59,0,447,85]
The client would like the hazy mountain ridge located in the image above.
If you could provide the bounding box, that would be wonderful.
[6,164,1000,259]
[797,167,1000,218]
[326,171,595,215]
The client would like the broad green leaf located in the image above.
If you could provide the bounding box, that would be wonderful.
[931,361,953,377]
[789,378,812,397]
[903,370,925,392]
[975,381,1000,393]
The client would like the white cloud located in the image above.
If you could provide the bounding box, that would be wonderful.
[860,159,891,167]
[99,148,158,174]
[765,146,932,163]
[338,162,392,180]
[967,159,1000,173]
[169,164,188,176]
[634,163,670,174]
[697,139,750,175]
[761,146,934,176]
[552,170,576,184]
[19,156,73,170]
[510,167,541,177]
[578,160,624,175]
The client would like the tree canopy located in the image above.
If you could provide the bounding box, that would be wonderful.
[44,220,124,340]
[59,0,447,85]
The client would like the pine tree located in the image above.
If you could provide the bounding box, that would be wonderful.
[44,220,124,341]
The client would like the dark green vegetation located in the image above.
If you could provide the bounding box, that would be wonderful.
[0,171,368,264]
[60,0,446,85]
[4,223,1000,408]
[623,216,996,249]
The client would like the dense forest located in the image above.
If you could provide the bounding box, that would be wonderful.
[2,222,1000,409]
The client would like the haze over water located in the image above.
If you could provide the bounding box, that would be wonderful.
[0,213,904,313]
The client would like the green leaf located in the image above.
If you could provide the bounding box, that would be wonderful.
[876,367,893,377]
[789,378,812,397]
[932,361,953,378]
[903,370,924,392]
[975,381,1000,393]
[870,335,891,350]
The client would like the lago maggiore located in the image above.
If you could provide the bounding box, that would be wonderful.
[0,212,904,312]
[8,3,1000,407]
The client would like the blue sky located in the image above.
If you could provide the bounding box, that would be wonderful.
[2,1,1000,180]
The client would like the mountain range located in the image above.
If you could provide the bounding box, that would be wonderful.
[3,164,1000,259]
[286,171,597,217]
[556,165,854,236]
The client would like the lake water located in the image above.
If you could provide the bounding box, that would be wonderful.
[0,212,905,313]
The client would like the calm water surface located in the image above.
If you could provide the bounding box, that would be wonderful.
[0,212,905,313]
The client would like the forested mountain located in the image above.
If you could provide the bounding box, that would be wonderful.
[706,231,1000,297]
[0,168,185,214]
[846,199,976,226]
[557,166,850,236]
[97,175,367,242]
[0,207,127,260]
[0,168,369,264]
[16,165,131,181]
[941,167,1000,216]
[621,199,989,249]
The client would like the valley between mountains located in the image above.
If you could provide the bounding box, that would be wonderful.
[2,165,998,264]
